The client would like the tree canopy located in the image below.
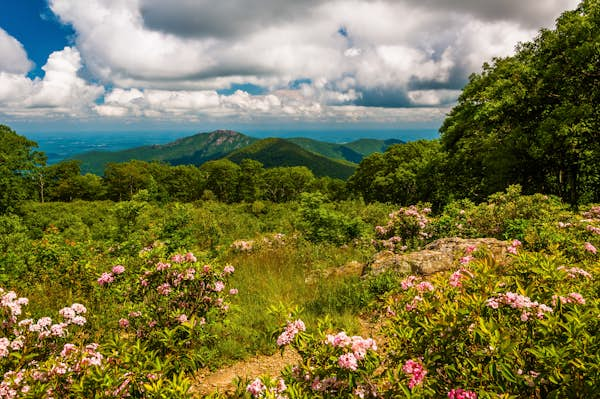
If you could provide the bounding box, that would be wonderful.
[440,0,600,205]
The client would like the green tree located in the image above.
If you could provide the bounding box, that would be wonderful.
[0,125,46,213]
[348,141,445,206]
[199,159,241,203]
[440,0,600,204]
[262,166,315,203]
[104,160,156,201]
[236,159,264,202]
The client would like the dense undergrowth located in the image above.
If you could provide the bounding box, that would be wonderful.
[0,187,598,397]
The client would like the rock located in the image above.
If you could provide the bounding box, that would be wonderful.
[365,237,509,276]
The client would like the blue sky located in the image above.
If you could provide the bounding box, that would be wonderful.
[0,0,579,135]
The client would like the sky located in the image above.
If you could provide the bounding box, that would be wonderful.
[0,0,581,135]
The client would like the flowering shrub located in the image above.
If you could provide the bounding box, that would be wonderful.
[374,205,433,251]
[0,288,107,398]
[378,245,599,397]
[275,320,380,398]
[97,250,238,372]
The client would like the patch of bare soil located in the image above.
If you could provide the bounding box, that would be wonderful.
[193,348,300,397]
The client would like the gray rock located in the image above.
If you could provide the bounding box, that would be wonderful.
[365,237,509,276]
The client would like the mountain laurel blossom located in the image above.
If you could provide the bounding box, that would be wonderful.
[584,242,597,254]
[448,388,478,399]
[277,319,306,346]
[402,359,427,389]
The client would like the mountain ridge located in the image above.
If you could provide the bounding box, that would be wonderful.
[71,129,404,178]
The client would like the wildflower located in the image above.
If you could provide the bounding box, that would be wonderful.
[584,242,597,254]
[70,303,87,314]
[176,314,188,324]
[213,281,225,292]
[171,254,184,263]
[156,262,171,271]
[448,388,477,399]
[184,252,197,262]
[223,265,235,274]
[277,319,306,346]
[402,359,427,389]
[112,265,125,274]
[229,288,238,295]
[401,275,418,290]
[460,255,474,264]
[338,353,358,371]
[416,281,434,293]
[71,315,86,326]
[119,318,129,328]
[246,378,266,397]
[157,283,171,296]
[557,266,593,279]
[450,270,462,287]
[97,272,114,286]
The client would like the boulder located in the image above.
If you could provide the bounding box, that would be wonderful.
[364,237,509,276]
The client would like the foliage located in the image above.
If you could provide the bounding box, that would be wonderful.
[298,192,364,245]
[440,0,600,205]
[0,125,46,214]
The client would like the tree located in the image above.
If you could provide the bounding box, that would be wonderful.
[348,141,445,206]
[104,161,156,201]
[262,166,315,203]
[0,125,46,213]
[440,0,600,204]
[236,159,264,202]
[199,159,241,203]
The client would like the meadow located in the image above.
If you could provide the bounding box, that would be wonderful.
[1,187,598,397]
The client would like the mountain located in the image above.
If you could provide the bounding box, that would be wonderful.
[73,130,257,175]
[225,138,357,179]
[341,138,404,157]
[287,137,403,163]
[71,130,402,179]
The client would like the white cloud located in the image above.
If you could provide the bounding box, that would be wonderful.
[3,0,581,125]
[0,28,33,74]
[0,47,103,117]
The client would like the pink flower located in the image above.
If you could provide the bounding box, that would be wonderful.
[157,283,171,296]
[338,353,358,371]
[119,318,129,328]
[401,275,418,290]
[171,254,184,263]
[156,262,171,271]
[402,359,427,389]
[185,252,197,262]
[203,265,211,273]
[416,281,434,293]
[229,288,238,295]
[277,319,306,346]
[213,281,225,292]
[450,270,462,287]
[97,272,114,286]
[246,378,266,397]
[112,265,125,274]
[448,388,478,399]
[465,245,477,254]
[460,255,474,264]
[176,314,188,324]
[584,242,597,254]
[223,265,235,274]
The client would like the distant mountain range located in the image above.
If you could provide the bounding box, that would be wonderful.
[72,130,403,179]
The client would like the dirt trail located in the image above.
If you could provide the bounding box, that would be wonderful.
[193,348,300,396]
[192,318,380,397]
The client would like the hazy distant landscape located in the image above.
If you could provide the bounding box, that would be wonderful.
[27,129,439,165]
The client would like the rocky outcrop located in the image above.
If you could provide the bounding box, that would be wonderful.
[364,237,509,276]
